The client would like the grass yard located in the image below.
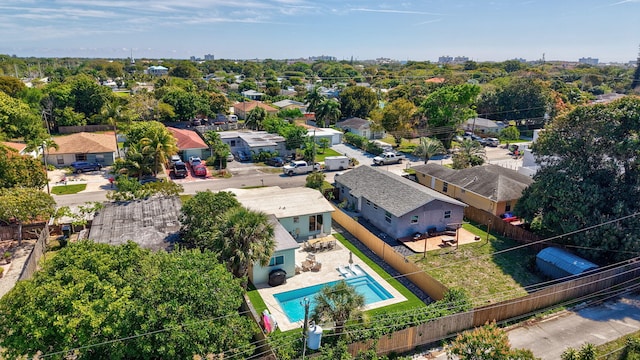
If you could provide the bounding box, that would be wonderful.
[51,183,87,195]
[410,223,543,305]
[314,147,342,162]
[596,332,640,359]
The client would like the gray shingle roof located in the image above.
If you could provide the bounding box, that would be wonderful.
[89,197,182,252]
[336,166,466,217]
[412,163,533,201]
[337,117,370,130]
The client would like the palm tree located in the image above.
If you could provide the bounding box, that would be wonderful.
[101,101,122,158]
[315,99,342,127]
[139,127,178,175]
[113,144,151,178]
[304,86,325,114]
[245,107,267,130]
[452,139,486,169]
[203,130,231,170]
[216,207,275,288]
[413,137,446,164]
[312,280,365,336]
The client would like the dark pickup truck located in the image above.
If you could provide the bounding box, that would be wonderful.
[173,161,188,178]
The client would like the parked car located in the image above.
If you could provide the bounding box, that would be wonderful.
[236,151,251,162]
[485,138,500,147]
[189,156,202,166]
[170,155,181,166]
[265,156,285,167]
[70,161,102,173]
[226,153,234,162]
[192,164,207,177]
[173,161,188,178]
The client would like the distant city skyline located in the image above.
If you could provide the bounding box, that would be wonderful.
[1,0,639,63]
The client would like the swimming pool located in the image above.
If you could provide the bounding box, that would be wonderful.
[273,267,394,322]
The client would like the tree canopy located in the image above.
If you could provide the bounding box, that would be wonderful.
[448,322,536,360]
[0,91,46,143]
[339,85,378,119]
[515,96,640,263]
[0,241,256,359]
[0,144,48,189]
[419,84,480,148]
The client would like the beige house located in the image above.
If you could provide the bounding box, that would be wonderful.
[233,101,278,120]
[412,163,533,216]
[46,132,117,166]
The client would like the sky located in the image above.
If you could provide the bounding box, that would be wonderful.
[1,0,639,63]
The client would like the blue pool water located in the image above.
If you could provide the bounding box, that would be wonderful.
[274,267,394,322]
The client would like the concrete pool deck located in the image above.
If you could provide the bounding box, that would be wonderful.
[254,234,408,331]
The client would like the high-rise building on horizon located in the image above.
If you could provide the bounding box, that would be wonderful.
[578,57,599,65]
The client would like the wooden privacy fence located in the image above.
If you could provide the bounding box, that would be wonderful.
[472,259,640,327]
[58,125,113,134]
[0,222,49,241]
[18,224,49,281]
[345,260,640,356]
[331,206,448,301]
[348,312,474,356]
[333,206,640,356]
[464,207,541,246]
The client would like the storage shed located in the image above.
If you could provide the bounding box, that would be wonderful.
[536,247,598,279]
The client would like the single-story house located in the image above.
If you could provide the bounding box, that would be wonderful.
[250,215,300,285]
[219,130,289,158]
[89,196,181,252]
[46,132,117,166]
[1,141,40,158]
[334,166,467,240]
[272,99,307,113]
[464,117,507,134]
[147,65,168,76]
[307,127,343,146]
[241,90,265,101]
[167,127,209,160]
[229,186,335,285]
[412,163,533,216]
[233,101,278,120]
[336,117,385,140]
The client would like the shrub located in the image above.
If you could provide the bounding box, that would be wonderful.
[365,141,383,155]
[500,126,520,141]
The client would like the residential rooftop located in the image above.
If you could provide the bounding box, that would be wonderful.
[336,166,466,217]
[228,186,335,219]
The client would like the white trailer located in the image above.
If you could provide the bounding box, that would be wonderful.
[323,156,350,171]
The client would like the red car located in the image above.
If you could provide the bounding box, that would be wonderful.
[192,164,207,177]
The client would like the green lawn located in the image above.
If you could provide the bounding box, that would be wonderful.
[314,148,342,162]
[51,184,87,195]
[596,332,640,359]
[410,223,543,304]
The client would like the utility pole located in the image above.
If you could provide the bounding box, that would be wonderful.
[301,297,310,360]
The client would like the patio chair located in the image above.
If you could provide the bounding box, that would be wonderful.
[313,242,321,252]
[311,262,322,272]
[306,253,316,262]
[301,260,313,271]
[295,264,302,274]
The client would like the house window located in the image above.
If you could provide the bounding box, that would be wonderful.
[293,216,299,223]
[443,182,448,192]
[411,215,419,224]
[366,200,371,206]
[56,155,64,165]
[444,210,451,219]
[505,201,512,212]
[75,153,87,161]
[268,255,284,267]
[309,214,323,232]
[230,140,236,147]
[385,211,391,223]
[373,204,378,210]
[95,154,105,163]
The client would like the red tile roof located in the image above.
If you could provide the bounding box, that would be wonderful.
[167,127,208,150]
